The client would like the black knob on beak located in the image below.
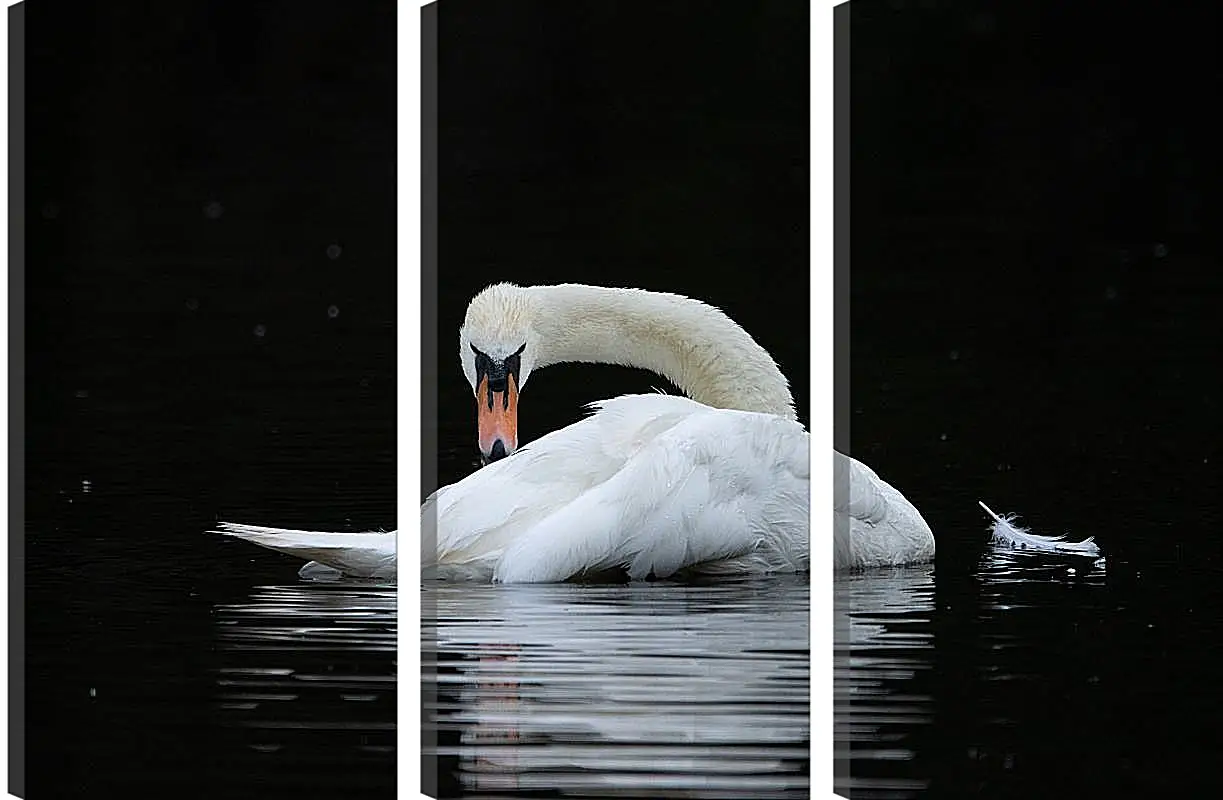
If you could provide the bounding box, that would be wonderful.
[488,439,508,462]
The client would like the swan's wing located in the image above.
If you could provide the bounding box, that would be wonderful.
[833,452,935,567]
[215,523,397,579]
[834,451,891,525]
[488,401,809,583]
[424,394,704,572]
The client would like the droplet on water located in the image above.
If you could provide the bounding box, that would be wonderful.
[326,244,343,260]
[327,305,340,318]
[203,201,224,219]
[253,324,267,338]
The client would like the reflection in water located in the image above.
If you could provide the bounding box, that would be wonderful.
[211,583,397,777]
[835,546,1109,798]
[425,577,810,798]
[978,546,1107,587]
[835,566,936,799]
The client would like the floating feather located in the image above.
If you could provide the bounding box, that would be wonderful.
[977,501,1101,557]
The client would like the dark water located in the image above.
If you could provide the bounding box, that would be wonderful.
[25,380,398,800]
[835,543,1223,799]
[212,583,396,776]
[840,238,1222,798]
[425,577,810,798]
[834,552,1107,799]
[843,236,1221,797]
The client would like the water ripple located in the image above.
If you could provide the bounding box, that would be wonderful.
[424,576,810,798]
[210,582,397,781]
[835,542,1113,798]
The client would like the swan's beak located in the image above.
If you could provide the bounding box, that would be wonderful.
[477,373,518,464]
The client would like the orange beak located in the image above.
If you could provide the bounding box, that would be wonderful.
[477,373,518,463]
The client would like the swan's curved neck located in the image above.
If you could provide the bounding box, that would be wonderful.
[526,284,796,419]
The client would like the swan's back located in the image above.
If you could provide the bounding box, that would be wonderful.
[423,394,809,583]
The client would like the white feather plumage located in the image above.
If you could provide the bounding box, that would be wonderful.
[425,394,810,583]
[216,284,937,583]
[425,283,935,581]
[977,501,1101,557]
[213,522,396,580]
[835,452,936,568]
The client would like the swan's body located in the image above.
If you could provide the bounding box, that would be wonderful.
[424,393,810,582]
[835,451,936,568]
[425,414,935,582]
[215,283,934,582]
[425,283,933,582]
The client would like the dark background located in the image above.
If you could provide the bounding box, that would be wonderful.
[847,1,1221,797]
[22,2,395,798]
[433,0,810,494]
[849,0,1220,566]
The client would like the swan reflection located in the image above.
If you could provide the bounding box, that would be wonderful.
[426,577,810,798]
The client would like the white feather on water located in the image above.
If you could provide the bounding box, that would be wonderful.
[977,501,1101,557]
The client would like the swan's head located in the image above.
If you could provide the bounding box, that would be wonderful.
[459,283,537,464]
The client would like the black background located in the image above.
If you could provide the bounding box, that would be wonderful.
[23,2,396,798]
[433,0,810,494]
[848,1,1221,567]
[25,3,397,529]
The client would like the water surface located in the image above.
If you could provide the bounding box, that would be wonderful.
[212,582,397,757]
[832,537,1223,798]
[424,576,811,798]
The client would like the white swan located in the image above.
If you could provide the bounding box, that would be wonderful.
[214,283,935,581]
[424,283,934,582]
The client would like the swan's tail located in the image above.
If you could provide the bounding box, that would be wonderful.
[212,522,397,580]
[977,501,1101,557]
